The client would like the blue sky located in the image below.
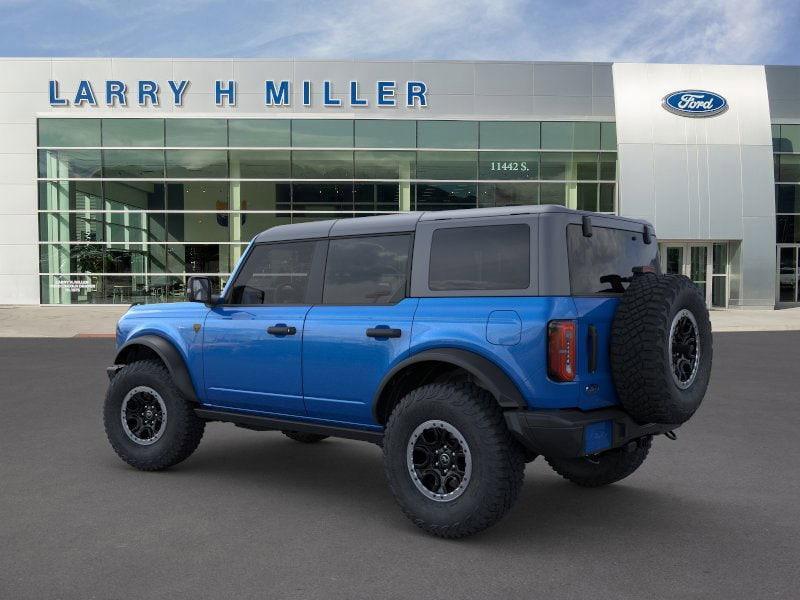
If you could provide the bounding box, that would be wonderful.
[1,0,798,65]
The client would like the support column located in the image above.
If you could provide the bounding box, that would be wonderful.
[229,158,242,270]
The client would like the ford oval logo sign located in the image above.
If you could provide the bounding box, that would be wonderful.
[662,90,728,117]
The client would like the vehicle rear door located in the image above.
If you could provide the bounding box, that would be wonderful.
[202,240,325,416]
[566,221,659,410]
[302,234,417,427]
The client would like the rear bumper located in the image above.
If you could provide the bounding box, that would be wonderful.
[504,407,675,458]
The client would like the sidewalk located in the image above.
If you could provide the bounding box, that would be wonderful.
[0,305,128,338]
[2,304,800,338]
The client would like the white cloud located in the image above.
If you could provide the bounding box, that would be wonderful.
[0,0,795,64]
[570,0,785,64]
[228,0,794,64]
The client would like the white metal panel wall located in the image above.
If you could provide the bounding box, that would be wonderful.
[613,63,776,307]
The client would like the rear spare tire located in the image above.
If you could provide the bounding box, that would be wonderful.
[610,273,712,425]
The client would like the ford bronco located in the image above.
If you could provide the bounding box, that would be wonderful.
[104,205,712,538]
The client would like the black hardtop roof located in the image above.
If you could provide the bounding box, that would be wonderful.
[252,205,652,243]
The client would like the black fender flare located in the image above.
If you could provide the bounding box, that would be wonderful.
[372,348,527,420]
[114,334,199,403]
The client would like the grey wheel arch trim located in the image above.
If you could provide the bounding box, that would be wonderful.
[372,348,527,421]
[113,335,199,403]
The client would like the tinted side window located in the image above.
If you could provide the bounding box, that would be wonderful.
[229,241,317,305]
[429,224,530,291]
[567,224,659,295]
[323,235,410,304]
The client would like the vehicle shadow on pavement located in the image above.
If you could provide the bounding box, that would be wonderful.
[145,424,791,558]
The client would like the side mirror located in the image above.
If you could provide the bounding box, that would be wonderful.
[186,276,213,304]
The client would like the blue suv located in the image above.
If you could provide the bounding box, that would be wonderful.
[104,206,712,538]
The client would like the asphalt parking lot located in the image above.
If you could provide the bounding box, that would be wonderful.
[2,332,799,599]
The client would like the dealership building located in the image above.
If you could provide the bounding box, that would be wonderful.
[0,58,798,308]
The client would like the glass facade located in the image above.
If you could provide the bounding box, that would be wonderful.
[37,118,618,304]
[774,124,800,304]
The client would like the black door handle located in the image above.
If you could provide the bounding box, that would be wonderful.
[267,325,297,336]
[366,327,402,339]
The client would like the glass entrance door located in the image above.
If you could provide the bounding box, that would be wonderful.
[777,245,799,304]
[664,245,684,275]
[660,242,714,306]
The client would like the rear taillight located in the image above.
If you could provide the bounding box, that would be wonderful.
[548,320,576,382]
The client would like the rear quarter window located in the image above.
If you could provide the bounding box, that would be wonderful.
[428,224,530,291]
[567,224,659,295]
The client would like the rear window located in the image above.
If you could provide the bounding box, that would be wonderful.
[429,224,530,291]
[567,224,659,295]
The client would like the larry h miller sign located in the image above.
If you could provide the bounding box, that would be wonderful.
[47,79,429,108]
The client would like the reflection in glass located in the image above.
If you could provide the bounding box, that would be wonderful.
[355,151,415,179]
[166,150,228,178]
[600,123,617,151]
[599,183,615,212]
[102,119,164,147]
[541,122,601,150]
[39,181,103,210]
[230,241,316,305]
[39,119,101,147]
[103,150,165,178]
[165,119,227,147]
[416,151,477,180]
[479,122,539,149]
[573,122,601,150]
[292,120,353,147]
[777,124,800,153]
[229,150,290,179]
[355,120,416,148]
[540,122,573,150]
[292,150,353,179]
[600,153,617,180]
[778,155,800,182]
[575,153,598,180]
[229,120,290,147]
[539,183,566,206]
[540,153,570,180]
[38,149,102,178]
[417,121,478,149]
[105,182,165,211]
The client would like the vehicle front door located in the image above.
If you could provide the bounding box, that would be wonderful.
[302,234,417,427]
[203,240,325,416]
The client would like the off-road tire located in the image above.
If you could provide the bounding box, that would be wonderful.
[546,436,652,487]
[383,381,525,538]
[282,431,329,443]
[103,359,205,471]
[611,273,712,425]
